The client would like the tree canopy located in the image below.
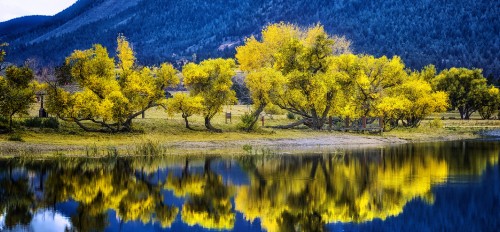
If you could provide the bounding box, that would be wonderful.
[46,36,179,132]
[0,65,38,131]
[434,67,489,119]
[182,58,237,132]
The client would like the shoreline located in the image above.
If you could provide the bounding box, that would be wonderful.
[0,131,484,158]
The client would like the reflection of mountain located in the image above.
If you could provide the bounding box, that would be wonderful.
[235,142,500,232]
[0,141,498,231]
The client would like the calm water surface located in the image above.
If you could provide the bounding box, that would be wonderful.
[0,140,499,232]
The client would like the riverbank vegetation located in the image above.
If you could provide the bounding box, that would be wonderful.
[1,23,500,149]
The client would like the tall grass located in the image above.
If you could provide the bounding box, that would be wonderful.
[133,140,167,156]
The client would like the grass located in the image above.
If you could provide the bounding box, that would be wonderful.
[1,103,500,157]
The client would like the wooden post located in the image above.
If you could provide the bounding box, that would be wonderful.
[142,111,145,119]
[261,116,265,127]
[225,112,231,124]
[328,116,333,131]
[379,117,384,134]
[38,94,48,118]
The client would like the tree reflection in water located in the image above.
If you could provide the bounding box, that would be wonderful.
[235,141,499,232]
[0,141,498,231]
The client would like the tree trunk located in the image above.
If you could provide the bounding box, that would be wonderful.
[458,107,466,119]
[9,113,13,132]
[205,116,222,133]
[246,104,265,132]
[183,114,194,130]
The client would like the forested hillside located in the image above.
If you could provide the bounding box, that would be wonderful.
[1,0,499,77]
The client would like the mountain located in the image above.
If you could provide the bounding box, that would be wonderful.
[0,16,51,37]
[1,0,499,78]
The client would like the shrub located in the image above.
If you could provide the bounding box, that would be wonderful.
[429,118,444,129]
[42,117,60,129]
[23,117,43,128]
[23,117,59,129]
[8,133,23,142]
[0,116,8,132]
[287,112,296,120]
[237,112,258,131]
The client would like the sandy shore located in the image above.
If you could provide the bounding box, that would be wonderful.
[0,132,484,157]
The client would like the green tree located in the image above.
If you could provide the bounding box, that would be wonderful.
[46,36,179,132]
[477,86,500,119]
[182,58,237,132]
[434,68,488,119]
[166,93,204,130]
[0,65,38,131]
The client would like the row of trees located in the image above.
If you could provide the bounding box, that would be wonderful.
[1,23,500,133]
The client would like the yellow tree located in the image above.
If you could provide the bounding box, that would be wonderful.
[46,36,179,132]
[242,68,285,131]
[182,58,236,132]
[236,23,352,130]
[377,66,448,128]
[342,55,407,118]
[166,93,204,130]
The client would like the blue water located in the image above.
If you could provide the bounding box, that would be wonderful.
[0,140,499,232]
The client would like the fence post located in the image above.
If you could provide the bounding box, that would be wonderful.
[328,116,333,131]
[379,117,384,135]
[261,116,265,127]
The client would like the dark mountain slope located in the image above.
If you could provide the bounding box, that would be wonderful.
[0,16,51,37]
[1,0,499,77]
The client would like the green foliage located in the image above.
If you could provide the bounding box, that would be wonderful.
[43,117,60,129]
[242,144,253,153]
[134,140,166,156]
[237,112,258,131]
[429,118,444,129]
[7,133,23,142]
[0,65,38,131]
[287,112,296,120]
[23,117,42,128]
[477,86,500,119]
[434,68,488,119]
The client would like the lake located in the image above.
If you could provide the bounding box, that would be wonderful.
[0,140,499,231]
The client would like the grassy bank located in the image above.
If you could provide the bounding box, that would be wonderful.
[1,105,499,157]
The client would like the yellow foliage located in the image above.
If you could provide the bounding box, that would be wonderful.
[182,58,237,125]
[117,35,135,72]
[47,36,179,132]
